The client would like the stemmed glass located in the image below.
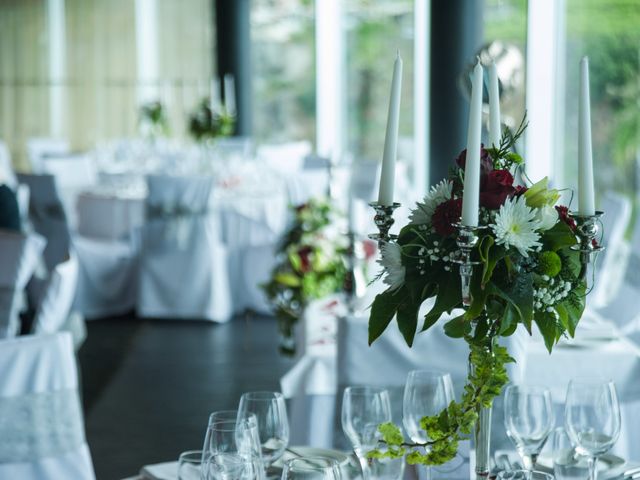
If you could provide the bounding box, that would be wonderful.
[281,457,341,480]
[202,418,263,480]
[503,385,555,474]
[403,370,455,480]
[565,379,621,480]
[341,386,392,480]
[238,392,290,470]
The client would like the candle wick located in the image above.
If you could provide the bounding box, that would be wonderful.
[476,55,482,65]
[396,49,400,59]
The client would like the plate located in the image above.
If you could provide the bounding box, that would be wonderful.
[537,451,625,473]
[273,446,351,469]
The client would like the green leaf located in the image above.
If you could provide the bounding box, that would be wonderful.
[378,422,404,445]
[562,283,586,337]
[422,272,461,331]
[541,221,578,252]
[492,272,534,330]
[369,287,409,345]
[443,314,471,338]
[274,272,301,287]
[499,304,517,335]
[397,299,419,347]
[534,312,558,353]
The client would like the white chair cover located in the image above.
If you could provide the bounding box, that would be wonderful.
[0,332,95,479]
[26,138,70,174]
[32,254,79,336]
[138,175,232,322]
[16,174,71,272]
[0,140,18,188]
[76,192,145,241]
[0,231,46,338]
[73,235,138,320]
[257,141,312,173]
[41,154,98,228]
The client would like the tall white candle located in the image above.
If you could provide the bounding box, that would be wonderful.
[377,52,403,206]
[578,56,595,215]
[488,62,501,147]
[461,60,483,227]
[224,74,237,116]
[210,78,221,112]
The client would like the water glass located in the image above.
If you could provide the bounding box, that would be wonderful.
[503,385,554,471]
[552,427,590,480]
[238,391,290,467]
[201,418,263,480]
[403,370,454,480]
[341,386,392,480]
[565,379,621,480]
[281,457,341,480]
[497,471,554,480]
[179,450,204,480]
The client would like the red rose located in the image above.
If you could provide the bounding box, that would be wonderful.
[480,169,516,209]
[432,198,463,237]
[556,205,576,231]
[455,145,493,175]
[298,246,313,272]
[514,185,528,196]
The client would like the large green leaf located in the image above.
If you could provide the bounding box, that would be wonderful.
[397,298,420,347]
[443,314,471,338]
[534,312,558,353]
[562,283,586,337]
[499,303,518,336]
[422,272,462,332]
[541,221,577,252]
[479,236,505,287]
[369,287,409,345]
[491,272,534,331]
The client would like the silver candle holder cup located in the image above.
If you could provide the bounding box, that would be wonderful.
[451,223,486,308]
[569,210,605,280]
[368,201,401,245]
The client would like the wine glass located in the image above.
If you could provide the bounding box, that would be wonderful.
[280,457,341,480]
[341,386,392,480]
[565,379,621,480]
[202,418,263,480]
[201,411,261,468]
[403,370,455,480]
[179,450,204,480]
[552,427,590,480]
[497,471,554,480]
[503,385,554,472]
[238,392,290,468]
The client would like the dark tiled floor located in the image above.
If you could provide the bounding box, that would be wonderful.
[78,313,294,480]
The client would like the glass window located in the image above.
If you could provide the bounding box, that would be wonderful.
[250,0,316,145]
[559,0,640,200]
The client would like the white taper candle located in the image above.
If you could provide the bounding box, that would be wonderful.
[461,60,483,227]
[377,51,403,206]
[224,74,237,116]
[488,62,501,147]
[578,56,595,215]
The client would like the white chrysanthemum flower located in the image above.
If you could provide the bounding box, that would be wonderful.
[491,196,542,257]
[409,180,452,225]
[378,242,406,291]
[535,204,559,231]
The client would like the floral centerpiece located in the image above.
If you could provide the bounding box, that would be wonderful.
[138,100,169,139]
[188,99,235,142]
[368,120,590,466]
[262,199,349,355]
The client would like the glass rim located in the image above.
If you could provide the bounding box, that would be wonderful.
[208,410,257,425]
[207,418,258,433]
[179,450,203,462]
[567,377,615,387]
[343,385,389,395]
[240,391,285,401]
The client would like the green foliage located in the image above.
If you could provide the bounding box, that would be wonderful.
[368,341,514,466]
[538,251,562,277]
[138,101,169,138]
[262,198,347,355]
[188,99,235,141]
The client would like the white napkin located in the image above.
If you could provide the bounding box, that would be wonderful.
[140,461,178,480]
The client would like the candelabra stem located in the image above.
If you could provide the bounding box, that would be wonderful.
[368,202,401,246]
[569,211,604,283]
[451,224,484,308]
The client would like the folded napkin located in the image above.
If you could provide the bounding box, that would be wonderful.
[140,461,177,480]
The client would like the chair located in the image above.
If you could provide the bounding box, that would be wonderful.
[137,175,232,322]
[26,137,70,174]
[40,154,98,227]
[0,231,46,338]
[31,254,81,344]
[0,332,95,479]
[16,174,71,272]
[0,140,18,188]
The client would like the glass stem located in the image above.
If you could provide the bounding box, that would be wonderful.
[424,465,432,480]
[588,456,598,480]
[355,449,371,480]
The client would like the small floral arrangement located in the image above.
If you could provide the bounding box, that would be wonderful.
[188,99,235,142]
[138,100,169,138]
[369,119,589,465]
[262,199,349,355]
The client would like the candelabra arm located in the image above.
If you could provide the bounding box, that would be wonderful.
[450,224,484,308]
[368,202,401,246]
[569,211,605,282]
